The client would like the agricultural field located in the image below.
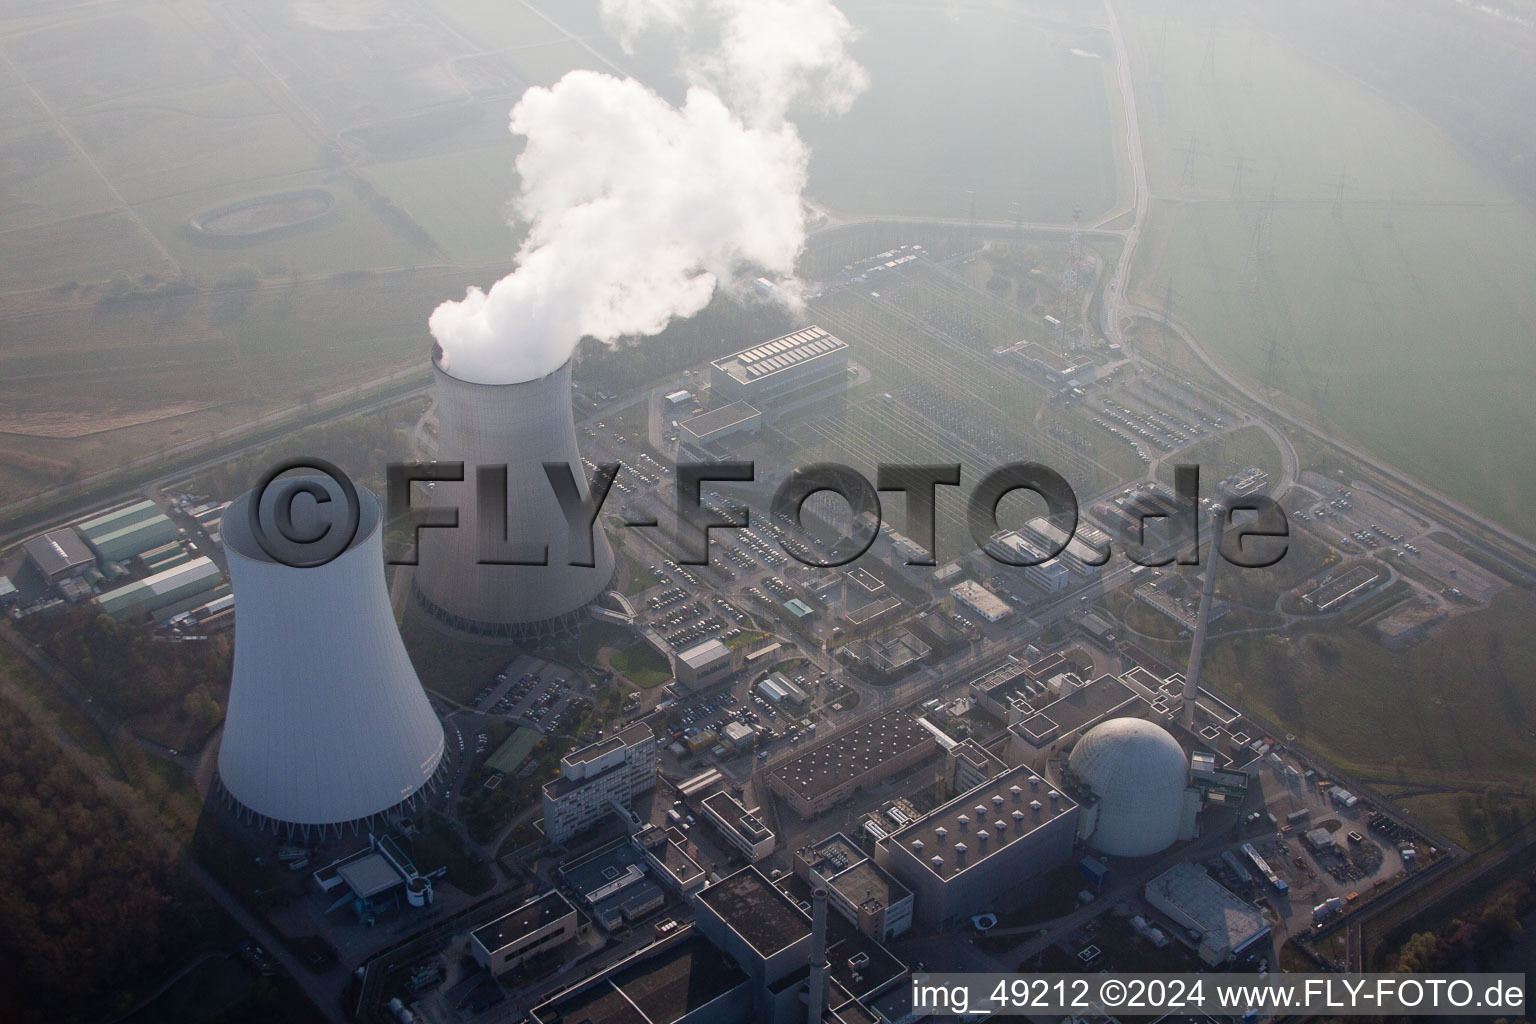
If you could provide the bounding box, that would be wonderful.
[798,2,1122,223]
[1198,588,1536,846]
[1119,0,1536,538]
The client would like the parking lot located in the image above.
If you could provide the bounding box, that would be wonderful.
[466,656,584,735]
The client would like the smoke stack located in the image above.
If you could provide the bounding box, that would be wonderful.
[412,356,615,640]
[807,887,829,1024]
[218,479,445,836]
[1182,503,1228,729]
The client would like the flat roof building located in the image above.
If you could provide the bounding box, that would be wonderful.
[709,326,850,407]
[1009,673,1146,758]
[702,791,776,862]
[794,832,913,942]
[22,529,94,582]
[471,890,579,975]
[543,723,658,844]
[950,580,1012,622]
[675,638,733,692]
[875,764,1077,930]
[679,402,763,449]
[769,710,938,818]
[530,932,753,1024]
[1144,862,1269,965]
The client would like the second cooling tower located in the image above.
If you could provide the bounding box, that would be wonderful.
[412,352,615,639]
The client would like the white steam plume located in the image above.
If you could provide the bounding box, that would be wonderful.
[428,0,865,386]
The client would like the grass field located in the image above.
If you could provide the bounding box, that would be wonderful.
[1199,588,1536,838]
[362,146,522,265]
[1120,0,1536,539]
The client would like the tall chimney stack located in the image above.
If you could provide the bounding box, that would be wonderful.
[1182,502,1227,729]
[807,887,830,1024]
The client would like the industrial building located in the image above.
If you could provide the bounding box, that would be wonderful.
[949,580,1012,621]
[216,478,445,836]
[542,723,657,843]
[875,765,1078,930]
[757,672,809,708]
[983,531,1072,593]
[1059,717,1197,858]
[77,500,177,564]
[634,823,708,897]
[708,326,850,407]
[678,401,763,450]
[769,711,938,818]
[1008,673,1146,758]
[530,931,752,1024]
[942,738,1009,797]
[794,833,913,942]
[840,628,930,678]
[470,891,579,975]
[675,638,734,692]
[1021,516,1110,575]
[702,790,776,862]
[561,838,668,929]
[311,834,436,913]
[22,529,93,583]
[413,351,615,640]
[1144,863,1270,965]
[95,556,225,621]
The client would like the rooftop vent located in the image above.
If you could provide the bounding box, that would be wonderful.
[1010,785,1023,802]
[957,814,969,831]
[976,829,990,850]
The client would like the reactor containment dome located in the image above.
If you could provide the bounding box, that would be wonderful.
[1068,717,1189,858]
[217,477,446,837]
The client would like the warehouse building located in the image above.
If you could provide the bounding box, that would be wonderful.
[702,791,776,862]
[678,402,763,450]
[78,500,177,564]
[675,638,734,692]
[542,723,657,844]
[874,765,1078,930]
[470,890,579,975]
[22,529,94,583]
[769,711,938,818]
[709,326,850,407]
[95,556,224,621]
[1144,862,1269,965]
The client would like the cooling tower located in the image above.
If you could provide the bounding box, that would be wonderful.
[217,478,445,837]
[411,351,615,640]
